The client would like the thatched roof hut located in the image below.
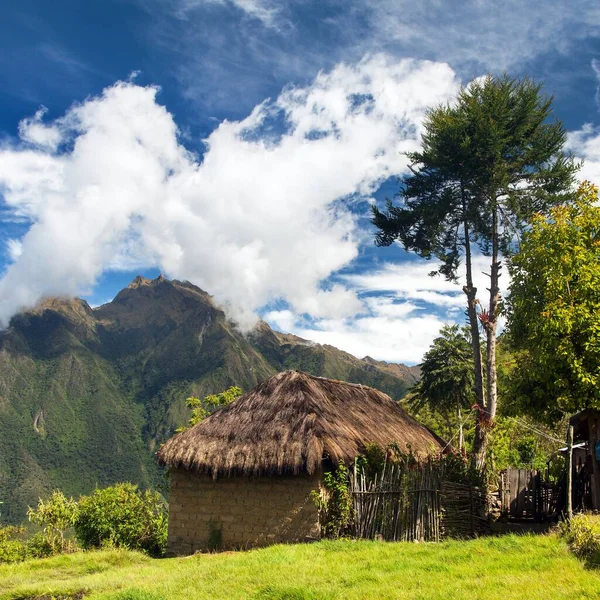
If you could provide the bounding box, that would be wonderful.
[158,370,442,476]
[159,370,443,555]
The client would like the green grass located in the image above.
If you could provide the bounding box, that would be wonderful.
[1,535,599,600]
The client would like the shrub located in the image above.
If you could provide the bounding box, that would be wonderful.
[558,514,600,565]
[25,531,56,559]
[0,525,26,563]
[28,490,79,555]
[75,483,168,557]
[312,462,352,539]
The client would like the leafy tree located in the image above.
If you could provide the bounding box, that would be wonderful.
[411,325,475,450]
[372,74,578,469]
[177,386,243,432]
[506,182,600,420]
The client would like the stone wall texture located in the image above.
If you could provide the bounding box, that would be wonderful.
[167,468,321,555]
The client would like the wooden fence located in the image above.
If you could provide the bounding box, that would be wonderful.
[500,468,559,520]
[349,461,489,542]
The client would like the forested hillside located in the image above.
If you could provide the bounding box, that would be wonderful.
[0,275,419,522]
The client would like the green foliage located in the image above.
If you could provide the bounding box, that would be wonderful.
[25,531,57,559]
[412,326,474,412]
[373,74,577,275]
[75,483,168,557]
[312,462,352,539]
[411,325,474,450]
[372,73,578,467]
[177,386,243,432]
[507,182,600,420]
[28,490,79,555]
[558,513,600,565]
[487,417,561,474]
[0,525,26,563]
[207,520,223,552]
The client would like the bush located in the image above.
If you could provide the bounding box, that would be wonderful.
[0,526,26,563]
[28,490,79,556]
[75,483,168,557]
[312,462,352,539]
[558,514,600,565]
[25,531,56,559]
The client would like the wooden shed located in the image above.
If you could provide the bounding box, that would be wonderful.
[157,370,442,554]
[569,408,600,510]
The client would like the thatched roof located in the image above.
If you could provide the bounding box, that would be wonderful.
[157,370,443,477]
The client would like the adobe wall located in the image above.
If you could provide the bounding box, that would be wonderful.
[167,468,321,555]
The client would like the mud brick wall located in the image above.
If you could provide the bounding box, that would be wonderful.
[167,468,321,555]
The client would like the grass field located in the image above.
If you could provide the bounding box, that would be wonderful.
[1,534,599,600]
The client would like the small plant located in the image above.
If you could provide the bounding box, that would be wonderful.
[312,461,352,538]
[207,520,222,551]
[0,525,26,563]
[177,386,243,432]
[28,490,79,555]
[75,483,168,557]
[558,514,600,565]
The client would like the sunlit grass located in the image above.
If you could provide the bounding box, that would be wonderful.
[1,534,599,600]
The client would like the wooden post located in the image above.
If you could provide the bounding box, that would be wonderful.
[589,417,600,511]
[566,425,573,520]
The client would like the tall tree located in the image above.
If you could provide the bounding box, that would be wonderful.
[372,74,578,470]
[411,325,475,450]
[506,182,600,419]
[507,182,600,506]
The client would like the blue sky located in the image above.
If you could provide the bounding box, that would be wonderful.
[1,0,599,363]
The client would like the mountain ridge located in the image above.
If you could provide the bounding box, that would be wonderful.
[0,276,419,523]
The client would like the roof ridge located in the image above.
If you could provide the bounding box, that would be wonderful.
[282,369,375,392]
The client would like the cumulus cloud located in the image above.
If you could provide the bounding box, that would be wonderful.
[265,304,447,364]
[17,107,63,151]
[264,254,512,364]
[0,55,460,329]
[567,123,600,185]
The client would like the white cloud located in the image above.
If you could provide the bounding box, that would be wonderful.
[264,307,447,364]
[177,0,281,28]
[364,0,600,73]
[143,0,599,117]
[592,58,600,109]
[17,107,62,151]
[0,55,460,329]
[344,254,510,312]
[567,123,600,185]
[5,239,23,262]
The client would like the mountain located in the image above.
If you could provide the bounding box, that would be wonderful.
[0,276,419,523]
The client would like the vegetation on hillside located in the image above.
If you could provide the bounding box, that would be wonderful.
[0,277,418,523]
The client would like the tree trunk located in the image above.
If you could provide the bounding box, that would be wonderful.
[457,405,464,452]
[462,216,486,468]
[589,416,600,511]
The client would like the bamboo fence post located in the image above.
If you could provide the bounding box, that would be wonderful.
[566,424,573,520]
